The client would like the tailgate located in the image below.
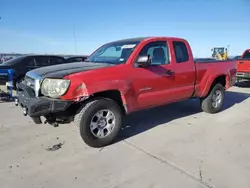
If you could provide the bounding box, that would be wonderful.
[236,59,250,73]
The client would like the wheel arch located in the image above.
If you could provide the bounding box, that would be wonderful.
[75,90,127,115]
[90,90,127,114]
[201,74,227,97]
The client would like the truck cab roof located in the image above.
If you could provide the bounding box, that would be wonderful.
[107,37,186,44]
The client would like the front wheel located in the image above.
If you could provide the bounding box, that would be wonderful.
[74,98,123,148]
[200,83,225,114]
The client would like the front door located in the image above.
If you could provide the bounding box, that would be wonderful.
[131,40,179,110]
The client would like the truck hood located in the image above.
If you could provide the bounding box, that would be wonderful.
[28,62,115,78]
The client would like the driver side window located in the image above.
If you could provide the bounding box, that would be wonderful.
[138,41,170,65]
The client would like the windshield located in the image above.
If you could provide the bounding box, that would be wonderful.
[0,56,25,66]
[86,41,141,64]
[242,51,250,59]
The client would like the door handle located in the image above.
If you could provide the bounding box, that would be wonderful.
[165,69,175,76]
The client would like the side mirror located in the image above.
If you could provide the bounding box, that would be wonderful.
[136,55,151,67]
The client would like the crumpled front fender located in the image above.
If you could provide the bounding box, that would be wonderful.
[61,79,136,113]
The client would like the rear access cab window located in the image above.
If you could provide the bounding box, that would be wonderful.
[172,41,189,63]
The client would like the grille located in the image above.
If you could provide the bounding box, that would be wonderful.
[33,102,51,113]
[24,72,43,97]
[24,76,35,89]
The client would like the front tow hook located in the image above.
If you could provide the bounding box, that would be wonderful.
[15,98,18,106]
[23,107,28,116]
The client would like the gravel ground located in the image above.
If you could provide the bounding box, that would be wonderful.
[0,83,250,188]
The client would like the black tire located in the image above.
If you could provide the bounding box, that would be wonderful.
[200,83,225,114]
[74,98,123,148]
[31,117,42,124]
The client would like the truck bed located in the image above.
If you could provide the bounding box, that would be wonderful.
[195,59,235,63]
[194,59,237,97]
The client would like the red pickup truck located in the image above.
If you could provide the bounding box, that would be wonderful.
[16,37,237,148]
[236,49,250,81]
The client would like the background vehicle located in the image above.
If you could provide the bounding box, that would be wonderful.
[65,55,88,63]
[16,37,237,148]
[0,55,14,64]
[0,55,66,89]
[211,47,228,60]
[236,49,250,81]
[232,55,242,60]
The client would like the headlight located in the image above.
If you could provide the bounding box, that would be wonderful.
[41,78,70,98]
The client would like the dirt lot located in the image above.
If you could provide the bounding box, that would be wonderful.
[1,84,250,188]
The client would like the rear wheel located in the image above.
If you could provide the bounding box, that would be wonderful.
[74,98,123,148]
[200,83,225,114]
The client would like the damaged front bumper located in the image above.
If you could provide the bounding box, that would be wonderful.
[16,82,73,124]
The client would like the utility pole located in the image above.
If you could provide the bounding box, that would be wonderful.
[73,24,77,54]
[227,45,230,58]
[227,45,230,53]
